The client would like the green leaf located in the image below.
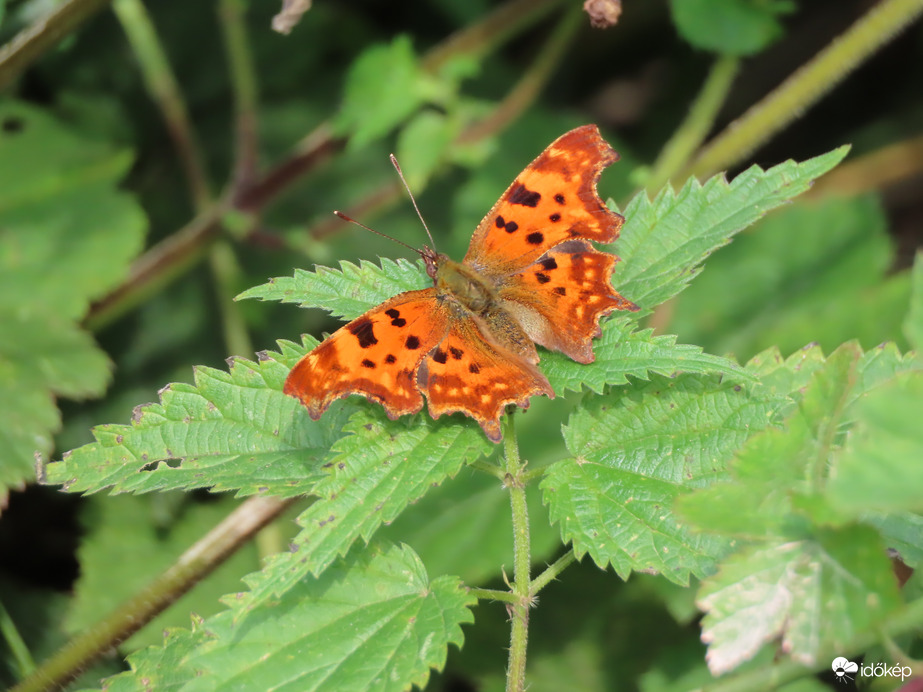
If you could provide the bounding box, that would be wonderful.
[335,36,444,148]
[395,110,459,190]
[905,251,923,352]
[0,101,146,493]
[44,341,345,498]
[669,0,796,56]
[231,411,490,612]
[613,147,849,311]
[237,258,429,320]
[670,196,910,361]
[827,370,923,514]
[541,372,782,584]
[100,543,474,692]
[697,526,901,674]
[542,316,754,395]
[379,470,559,585]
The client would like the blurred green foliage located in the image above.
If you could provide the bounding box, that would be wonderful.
[1,0,922,690]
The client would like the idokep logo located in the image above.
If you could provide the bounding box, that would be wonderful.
[831,657,914,684]
[831,657,858,683]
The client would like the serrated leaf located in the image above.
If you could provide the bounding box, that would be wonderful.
[541,372,782,584]
[671,196,909,360]
[613,148,849,311]
[0,101,146,493]
[863,511,923,568]
[679,342,916,536]
[698,526,901,674]
[378,469,558,585]
[230,411,490,614]
[44,343,346,498]
[100,543,474,692]
[906,251,923,352]
[542,315,754,395]
[237,258,429,320]
[827,370,923,514]
[669,0,795,56]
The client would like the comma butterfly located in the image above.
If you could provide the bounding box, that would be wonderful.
[284,125,638,442]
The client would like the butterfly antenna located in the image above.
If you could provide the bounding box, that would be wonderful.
[390,154,438,252]
[332,211,424,257]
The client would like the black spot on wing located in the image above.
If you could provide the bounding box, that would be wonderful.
[526,232,544,245]
[433,349,448,364]
[448,346,463,360]
[554,286,566,296]
[361,359,375,369]
[405,335,421,350]
[554,193,565,204]
[508,183,541,207]
[536,273,551,284]
[349,318,377,348]
[469,363,480,374]
[495,216,519,234]
[385,354,397,364]
[384,308,406,328]
[540,257,558,271]
[549,213,561,223]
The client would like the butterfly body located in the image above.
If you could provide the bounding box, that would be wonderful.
[285,125,638,442]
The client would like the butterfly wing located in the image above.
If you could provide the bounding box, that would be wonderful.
[284,289,449,420]
[418,307,552,442]
[463,124,638,363]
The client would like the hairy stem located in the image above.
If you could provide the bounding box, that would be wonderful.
[529,550,576,595]
[468,587,521,604]
[10,496,292,692]
[687,0,923,179]
[504,413,532,692]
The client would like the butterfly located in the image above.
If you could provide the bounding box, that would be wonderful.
[284,125,638,442]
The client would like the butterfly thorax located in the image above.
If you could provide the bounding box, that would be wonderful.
[432,254,498,315]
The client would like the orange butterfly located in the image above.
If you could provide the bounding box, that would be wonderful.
[285,125,638,442]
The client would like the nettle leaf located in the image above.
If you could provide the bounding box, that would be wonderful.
[335,36,446,148]
[0,101,146,493]
[232,410,490,612]
[238,258,429,321]
[541,371,781,585]
[669,0,796,56]
[698,527,901,675]
[611,147,848,311]
[827,370,923,514]
[44,341,346,498]
[542,316,753,395]
[101,543,474,692]
[671,196,909,360]
[676,342,917,673]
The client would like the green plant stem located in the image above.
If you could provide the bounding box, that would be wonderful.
[470,458,508,480]
[218,0,260,200]
[10,496,292,692]
[113,0,211,210]
[503,413,532,692]
[697,596,923,692]
[0,599,35,679]
[646,55,739,193]
[687,0,923,179]
[457,4,582,144]
[468,587,521,604]
[529,550,576,595]
[0,0,111,92]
